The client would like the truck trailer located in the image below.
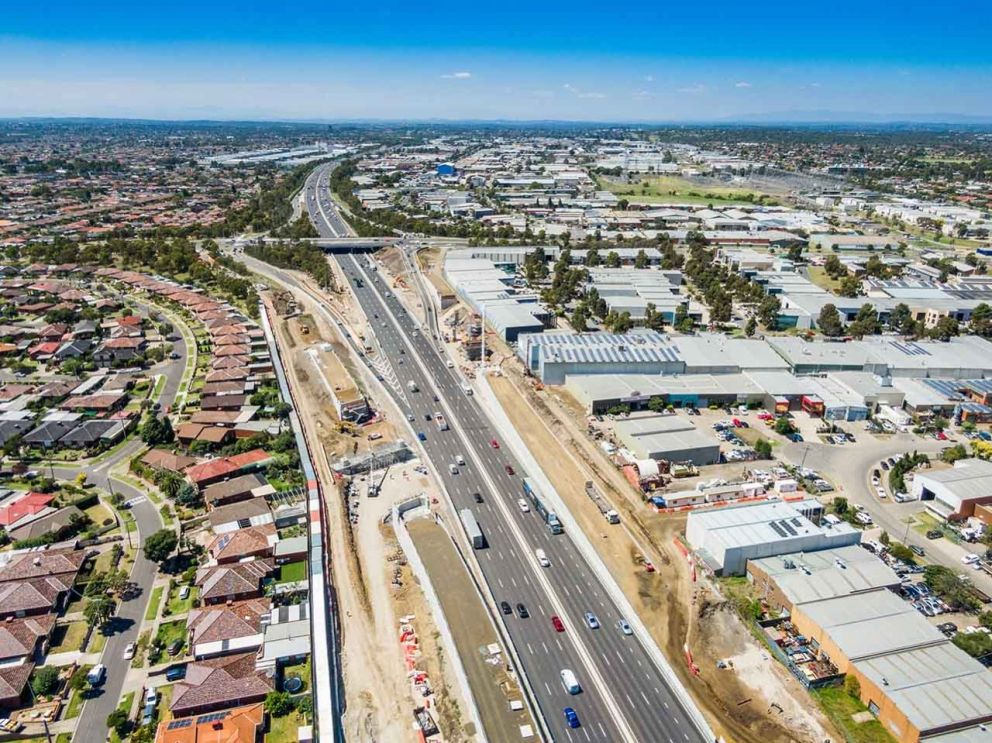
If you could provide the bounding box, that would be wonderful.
[584,480,620,524]
[460,508,485,549]
[522,477,563,535]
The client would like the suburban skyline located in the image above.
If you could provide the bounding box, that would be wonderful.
[3,0,991,122]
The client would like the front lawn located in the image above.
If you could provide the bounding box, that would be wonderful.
[145,586,164,621]
[167,585,198,615]
[49,621,88,654]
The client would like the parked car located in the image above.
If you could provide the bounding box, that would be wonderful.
[165,665,187,682]
[926,530,943,540]
[910,545,925,557]
[123,643,136,660]
[167,640,184,656]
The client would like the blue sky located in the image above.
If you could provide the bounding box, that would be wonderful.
[2,1,991,121]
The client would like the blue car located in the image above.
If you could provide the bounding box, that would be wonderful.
[417,432,427,442]
[564,707,580,728]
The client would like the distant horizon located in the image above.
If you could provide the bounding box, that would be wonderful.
[4,1,991,122]
[4,112,992,129]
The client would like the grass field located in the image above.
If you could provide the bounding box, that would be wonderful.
[277,560,307,584]
[807,266,845,293]
[265,708,306,743]
[596,174,779,207]
[49,621,88,654]
[812,686,895,743]
[145,586,164,621]
[167,585,198,615]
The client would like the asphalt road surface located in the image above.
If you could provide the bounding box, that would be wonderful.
[304,164,352,238]
[64,327,188,741]
[339,254,705,743]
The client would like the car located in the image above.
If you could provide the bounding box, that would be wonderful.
[880,460,890,470]
[473,492,483,504]
[910,545,926,557]
[123,642,136,660]
[407,413,415,422]
[938,622,959,636]
[432,395,439,402]
[926,530,943,540]
[517,498,530,513]
[167,640,184,657]
[936,431,948,441]
[551,615,565,633]
[505,465,515,475]
[788,433,804,442]
[962,553,980,566]
[584,612,600,629]
[490,439,500,449]
[563,707,580,729]
[516,603,529,619]
[499,601,512,615]
[887,457,898,467]
[617,618,633,636]
[424,413,432,421]
[145,687,158,705]
[417,432,426,442]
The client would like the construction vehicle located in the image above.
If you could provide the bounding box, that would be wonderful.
[584,480,620,524]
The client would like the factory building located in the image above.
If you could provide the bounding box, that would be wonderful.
[612,413,720,466]
[911,458,992,522]
[685,499,861,576]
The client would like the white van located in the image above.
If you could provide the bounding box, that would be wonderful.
[560,669,581,695]
[536,549,550,568]
[456,454,466,466]
[448,464,458,475]
[87,664,107,686]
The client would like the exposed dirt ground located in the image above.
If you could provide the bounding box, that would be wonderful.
[487,370,839,743]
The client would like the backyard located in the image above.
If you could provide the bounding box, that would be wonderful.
[277,560,307,584]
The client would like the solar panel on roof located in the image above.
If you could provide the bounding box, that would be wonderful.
[168,719,193,730]
[769,522,788,538]
[779,520,797,536]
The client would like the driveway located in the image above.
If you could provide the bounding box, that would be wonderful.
[776,430,992,597]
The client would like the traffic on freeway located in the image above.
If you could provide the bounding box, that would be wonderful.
[337,252,708,743]
[305,164,352,238]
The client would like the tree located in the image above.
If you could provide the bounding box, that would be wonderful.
[140,414,174,446]
[143,529,178,564]
[838,275,861,298]
[952,630,992,659]
[644,303,665,332]
[889,303,913,333]
[773,417,797,436]
[175,481,202,508]
[744,316,757,337]
[817,304,844,337]
[634,249,649,269]
[586,248,601,267]
[265,691,296,717]
[831,497,849,515]
[757,295,781,329]
[674,303,692,333]
[605,251,621,268]
[971,303,992,337]
[31,666,61,697]
[570,305,589,332]
[647,396,667,413]
[84,595,115,631]
[106,709,130,739]
[754,438,772,459]
[824,254,846,279]
[929,316,959,341]
[848,304,880,338]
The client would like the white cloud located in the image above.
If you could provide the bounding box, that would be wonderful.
[633,90,655,100]
[676,84,707,94]
[578,92,606,99]
[562,83,578,93]
[735,81,752,88]
[644,75,654,82]
[441,71,472,79]
[562,83,606,99]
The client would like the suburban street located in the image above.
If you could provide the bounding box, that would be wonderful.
[55,323,189,741]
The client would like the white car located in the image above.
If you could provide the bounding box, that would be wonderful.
[962,554,980,566]
[517,498,530,513]
[123,642,136,660]
[876,487,887,499]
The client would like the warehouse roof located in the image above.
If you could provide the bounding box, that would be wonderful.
[914,459,992,502]
[688,499,853,551]
[799,590,946,661]
[672,335,791,371]
[620,429,719,461]
[566,372,762,406]
[853,642,992,735]
[749,545,900,606]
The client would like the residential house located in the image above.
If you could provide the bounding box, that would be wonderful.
[201,474,270,509]
[207,499,273,535]
[169,653,273,716]
[0,614,56,664]
[196,559,273,605]
[155,703,265,743]
[207,526,277,564]
[187,598,269,659]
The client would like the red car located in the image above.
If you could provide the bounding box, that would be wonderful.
[732,418,742,427]
[757,412,773,421]
[643,561,656,573]
[505,465,515,475]
[490,439,500,449]
[551,615,565,632]
[936,431,948,441]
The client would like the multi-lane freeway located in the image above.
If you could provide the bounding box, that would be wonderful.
[300,168,709,742]
[339,253,707,743]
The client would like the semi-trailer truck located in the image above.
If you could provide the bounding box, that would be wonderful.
[584,480,620,524]
[523,477,563,535]
[460,508,485,549]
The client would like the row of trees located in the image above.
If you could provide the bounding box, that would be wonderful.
[245,239,338,292]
